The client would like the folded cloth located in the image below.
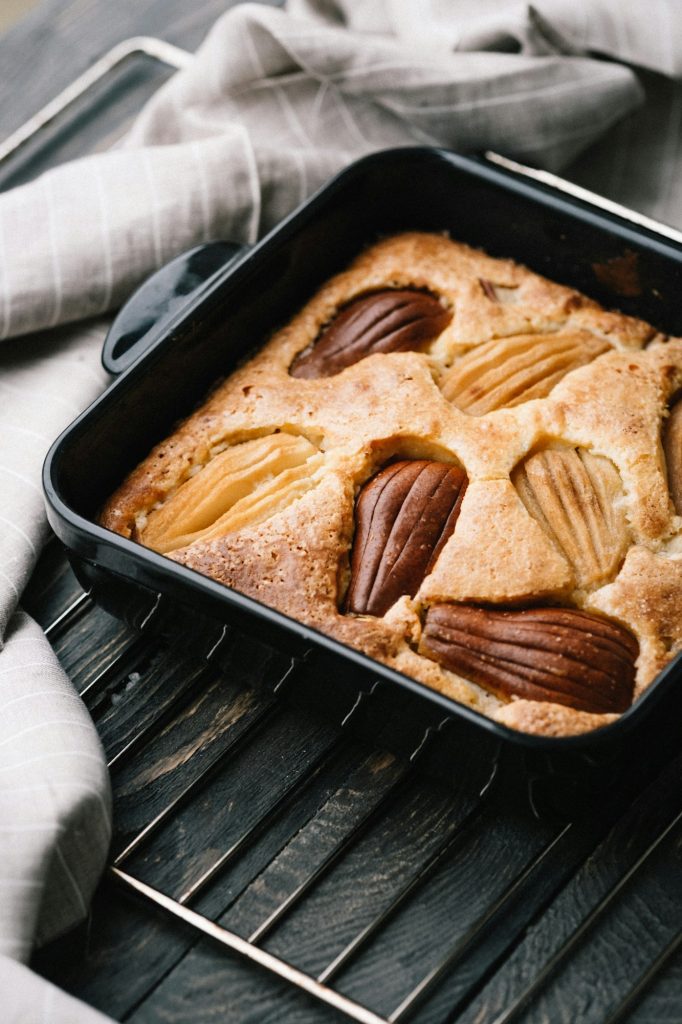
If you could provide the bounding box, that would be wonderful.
[0,2,680,1020]
[0,2,647,343]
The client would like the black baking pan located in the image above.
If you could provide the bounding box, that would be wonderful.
[43,147,682,815]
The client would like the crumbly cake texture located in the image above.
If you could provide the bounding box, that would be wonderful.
[100,232,682,736]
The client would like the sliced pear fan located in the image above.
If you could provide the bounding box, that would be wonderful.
[512,448,628,589]
[440,331,610,414]
[139,433,324,554]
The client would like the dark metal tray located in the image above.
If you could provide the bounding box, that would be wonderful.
[43,146,682,812]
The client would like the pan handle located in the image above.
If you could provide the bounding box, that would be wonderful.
[102,240,248,376]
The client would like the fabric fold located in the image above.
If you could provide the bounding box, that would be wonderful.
[0,319,109,630]
[2,3,644,343]
[0,132,261,342]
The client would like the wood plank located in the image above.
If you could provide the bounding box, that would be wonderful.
[125,927,343,1024]
[216,750,412,939]
[327,788,579,1021]
[36,731,391,1018]
[453,752,682,1024]
[50,604,134,692]
[520,821,682,1024]
[108,643,288,848]
[34,883,202,1023]
[124,710,347,899]
[116,774,541,1022]
[626,942,682,1024]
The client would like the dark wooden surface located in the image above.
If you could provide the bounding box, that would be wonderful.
[0,0,233,140]
[22,545,682,1024]
[4,3,682,1022]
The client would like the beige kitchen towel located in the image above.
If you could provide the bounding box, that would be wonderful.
[1,2,681,1021]
[0,2,645,344]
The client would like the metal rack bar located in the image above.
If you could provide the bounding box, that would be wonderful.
[107,663,218,771]
[602,929,682,1024]
[79,635,148,703]
[248,768,413,945]
[111,867,389,1024]
[317,800,484,985]
[387,822,573,1023]
[44,590,92,639]
[245,770,411,942]
[113,699,278,864]
[486,806,682,1024]
[177,733,346,905]
[42,575,682,1024]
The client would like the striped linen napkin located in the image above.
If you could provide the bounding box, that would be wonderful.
[1,2,681,1019]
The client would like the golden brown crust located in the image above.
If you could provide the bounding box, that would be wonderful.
[99,231,682,736]
[494,700,618,737]
[588,545,682,696]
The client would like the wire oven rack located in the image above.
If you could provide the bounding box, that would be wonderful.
[9,35,682,1024]
[28,547,682,1024]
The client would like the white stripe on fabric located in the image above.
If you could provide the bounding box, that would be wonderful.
[93,162,114,314]
[385,70,626,116]
[43,175,64,329]
[245,68,317,91]
[189,142,211,242]
[0,751,105,774]
[0,689,85,711]
[0,569,19,599]
[254,26,374,148]
[238,123,262,244]
[242,16,314,149]
[0,516,37,555]
[513,110,641,157]
[0,720,94,749]
[325,60,439,82]
[141,149,163,268]
[1,424,52,445]
[3,783,112,834]
[330,83,374,148]
[0,380,81,416]
[0,661,61,674]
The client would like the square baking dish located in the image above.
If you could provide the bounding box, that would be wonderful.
[43,147,682,813]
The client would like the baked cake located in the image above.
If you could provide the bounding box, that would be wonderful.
[100,232,682,737]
